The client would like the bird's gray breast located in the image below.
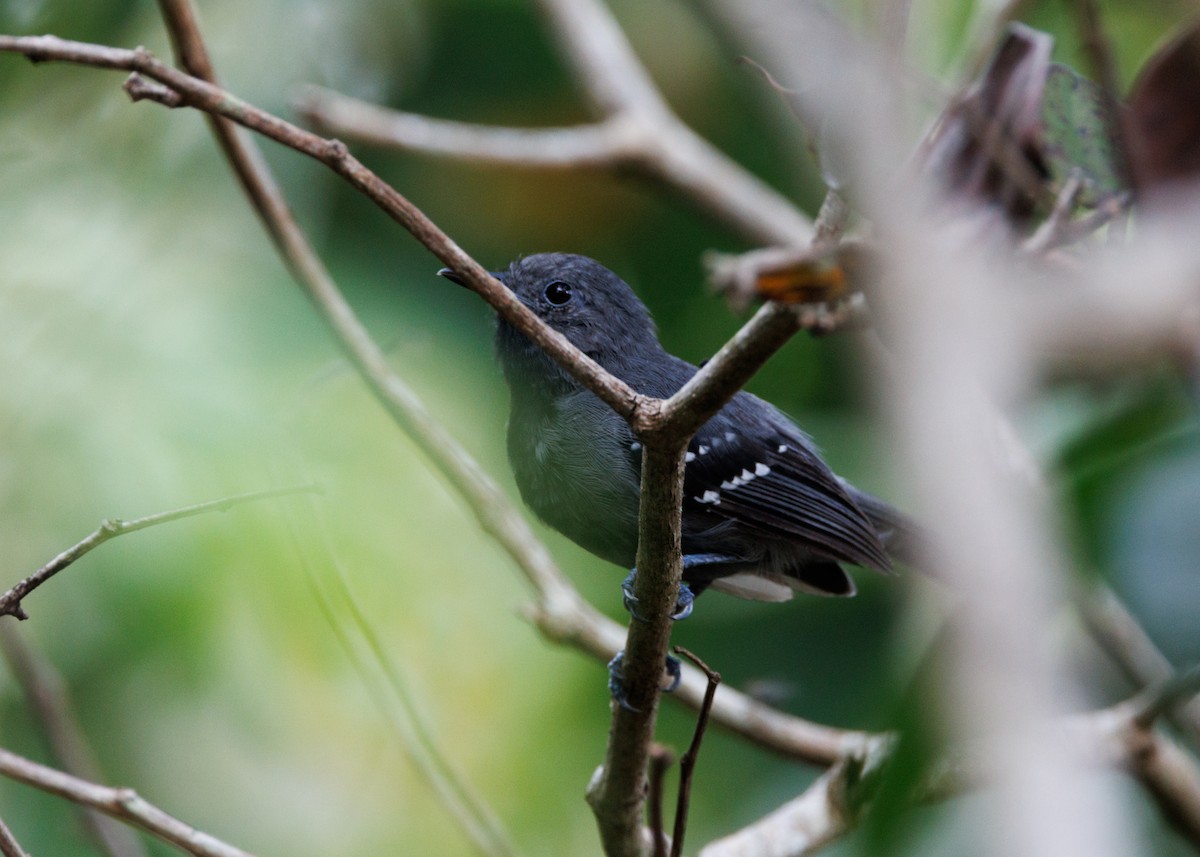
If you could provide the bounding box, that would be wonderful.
[507,390,641,566]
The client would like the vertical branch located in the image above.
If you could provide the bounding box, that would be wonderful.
[670,648,721,857]
[587,440,687,857]
[647,746,673,857]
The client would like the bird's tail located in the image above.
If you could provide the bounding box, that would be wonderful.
[842,483,924,570]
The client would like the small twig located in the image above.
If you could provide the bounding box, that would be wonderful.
[0,484,319,620]
[648,745,674,857]
[1070,0,1135,196]
[0,816,31,857]
[671,647,721,857]
[0,625,150,857]
[1051,192,1131,249]
[1022,172,1084,255]
[1132,664,1200,730]
[1079,584,1200,748]
[0,747,255,857]
[123,72,182,106]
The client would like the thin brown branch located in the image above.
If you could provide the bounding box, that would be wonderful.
[648,745,674,857]
[1021,172,1085,255]
[1120,720,1200,845]
[0,816,31,857]
[0,626,150,857]
[152,7,521,855]
[0,485,318,620]
[1080,584,1200,747]
[1132,665,1200,731]
[587,441,688,857]
[0,747,255,857]
[671,647,721,857]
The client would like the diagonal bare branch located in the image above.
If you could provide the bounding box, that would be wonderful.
[0,626,150,857]
[0,747,254,857]
[0,816,31,857]
[0,485,318,620]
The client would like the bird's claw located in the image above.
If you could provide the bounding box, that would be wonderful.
[608,651,683,711]
[621,569,694,622]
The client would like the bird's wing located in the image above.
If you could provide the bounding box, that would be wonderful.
[682,408,891,573]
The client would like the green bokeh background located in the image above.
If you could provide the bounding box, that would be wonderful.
[0,1,1197,855]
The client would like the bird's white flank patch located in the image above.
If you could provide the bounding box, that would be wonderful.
[710,573,794,602]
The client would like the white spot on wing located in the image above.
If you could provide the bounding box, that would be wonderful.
[740,469,755,481]
[631,442,641,451]
[778,444,789,454]
[697,490,721,505]
[684,451,696,463]
[755,462,771,476]
[724,431,736,442]
[698,444,710,455]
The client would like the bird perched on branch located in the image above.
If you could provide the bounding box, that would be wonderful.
[439,253,911,697]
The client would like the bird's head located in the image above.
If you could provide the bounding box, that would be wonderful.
[440,252,663,394]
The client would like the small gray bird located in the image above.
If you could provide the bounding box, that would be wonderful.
[440,253,911,622]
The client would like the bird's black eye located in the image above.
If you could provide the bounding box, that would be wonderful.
[543,280,573,306]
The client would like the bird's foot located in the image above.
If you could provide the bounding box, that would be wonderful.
[607,651,683,712]
[621,570,694,622]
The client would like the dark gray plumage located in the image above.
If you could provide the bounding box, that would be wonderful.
[444,252,908,605]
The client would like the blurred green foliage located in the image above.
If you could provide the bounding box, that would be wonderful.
[0,1,1196,855]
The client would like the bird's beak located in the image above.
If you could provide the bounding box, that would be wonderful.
[437,267,507,287]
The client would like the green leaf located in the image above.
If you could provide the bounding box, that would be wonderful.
[1041,63,1126,206]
